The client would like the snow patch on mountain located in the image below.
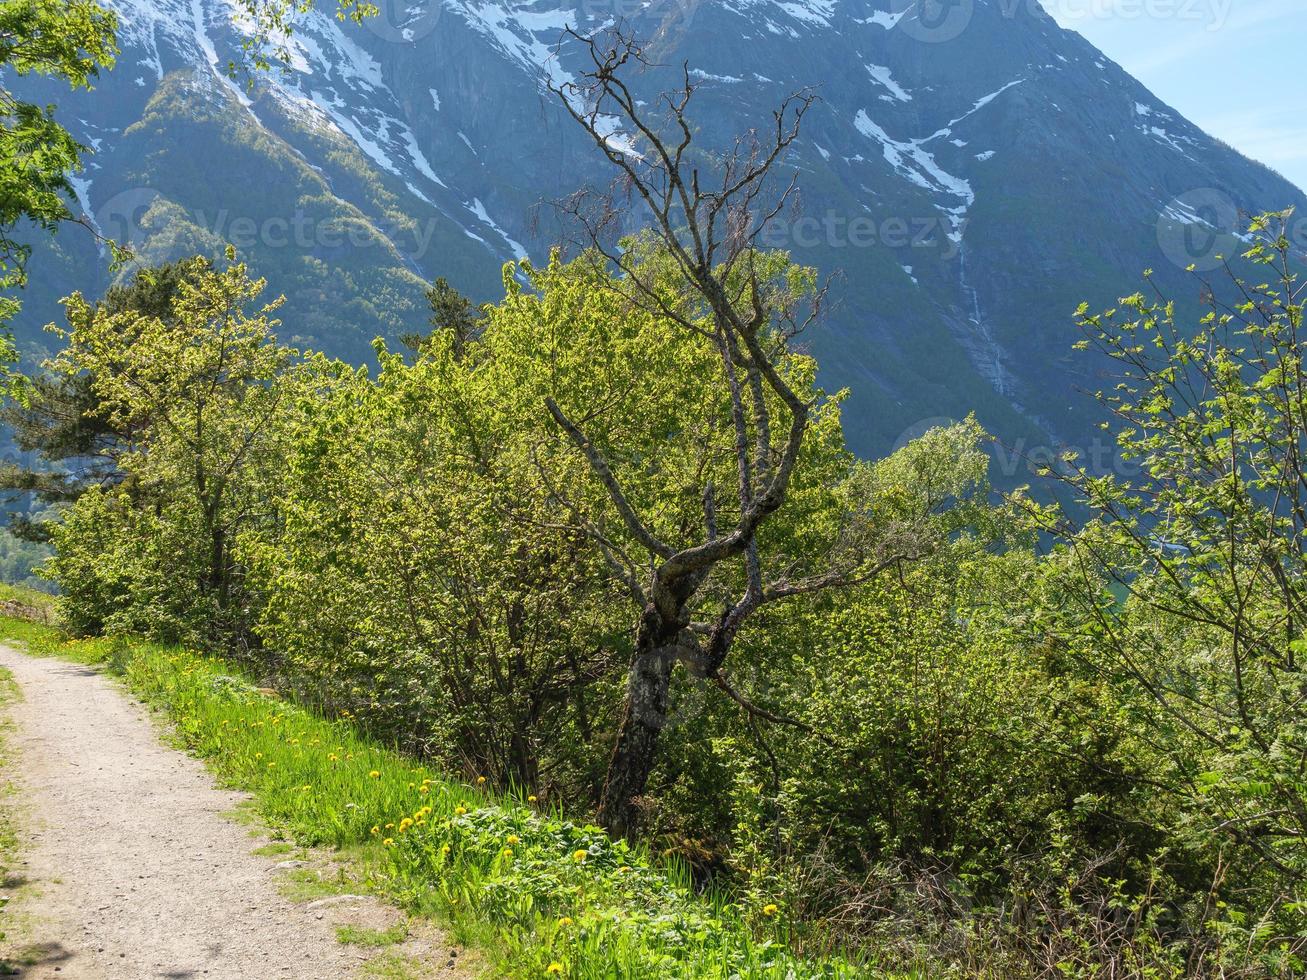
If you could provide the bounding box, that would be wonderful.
[926,78,1025,141]
[773,0,837,27]
[402,129,447,188]
[67,175,99,237]
[307,93,397,174]
[281,9,384,89]
[690,69,745,84]
[108,0,190,78]
[866,63,911,102]
[854,110,972,241]
[267,85,344,135]
[1160,200,1206,225]
[456,0,574,89]
[860,9,907,29]
[469,198,529,259]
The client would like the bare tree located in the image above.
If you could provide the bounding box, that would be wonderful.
[543,28,907,835]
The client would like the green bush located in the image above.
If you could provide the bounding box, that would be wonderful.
[27,220,1307,976]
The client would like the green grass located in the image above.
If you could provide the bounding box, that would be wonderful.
[337,922,410,948]
[277,866,358,903]
[251,841,295,857]
[359,950,429,979]
[221,799,263,827]
[0,617,877,979]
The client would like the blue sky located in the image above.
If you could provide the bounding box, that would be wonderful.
[1046,0,1305,193]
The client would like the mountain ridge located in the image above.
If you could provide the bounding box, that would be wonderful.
[11,0,1305,462]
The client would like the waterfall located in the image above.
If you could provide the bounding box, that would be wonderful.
[957,245,1012,397]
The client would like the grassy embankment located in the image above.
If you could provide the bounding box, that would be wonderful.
[0,610,879,979]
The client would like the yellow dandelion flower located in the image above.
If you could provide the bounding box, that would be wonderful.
[370,826,380,836]
[369,770,381,779]
[454,805,467,816]
[527,795,538,803]
[546,964,563,975]
[418,785,429,794]
[476,776,486,785]
[506,835,520,846]
[762,904,780,917]
[398,818,413,832]
[385,823,395,830]
[441,845,451,856]
[501,847,514,858]
[383,838,395,847]
[557,917,573,927]
[572,849,588,864]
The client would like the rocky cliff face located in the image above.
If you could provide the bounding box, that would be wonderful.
[13,0,1305,462]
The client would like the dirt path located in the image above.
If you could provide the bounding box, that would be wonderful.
[0,646,456,979]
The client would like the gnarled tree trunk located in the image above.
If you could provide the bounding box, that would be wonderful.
[596,609,680,835]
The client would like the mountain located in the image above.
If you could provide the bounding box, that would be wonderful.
[10,0,1305,463]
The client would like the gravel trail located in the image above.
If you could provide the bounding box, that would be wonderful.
[0,646,452,979]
